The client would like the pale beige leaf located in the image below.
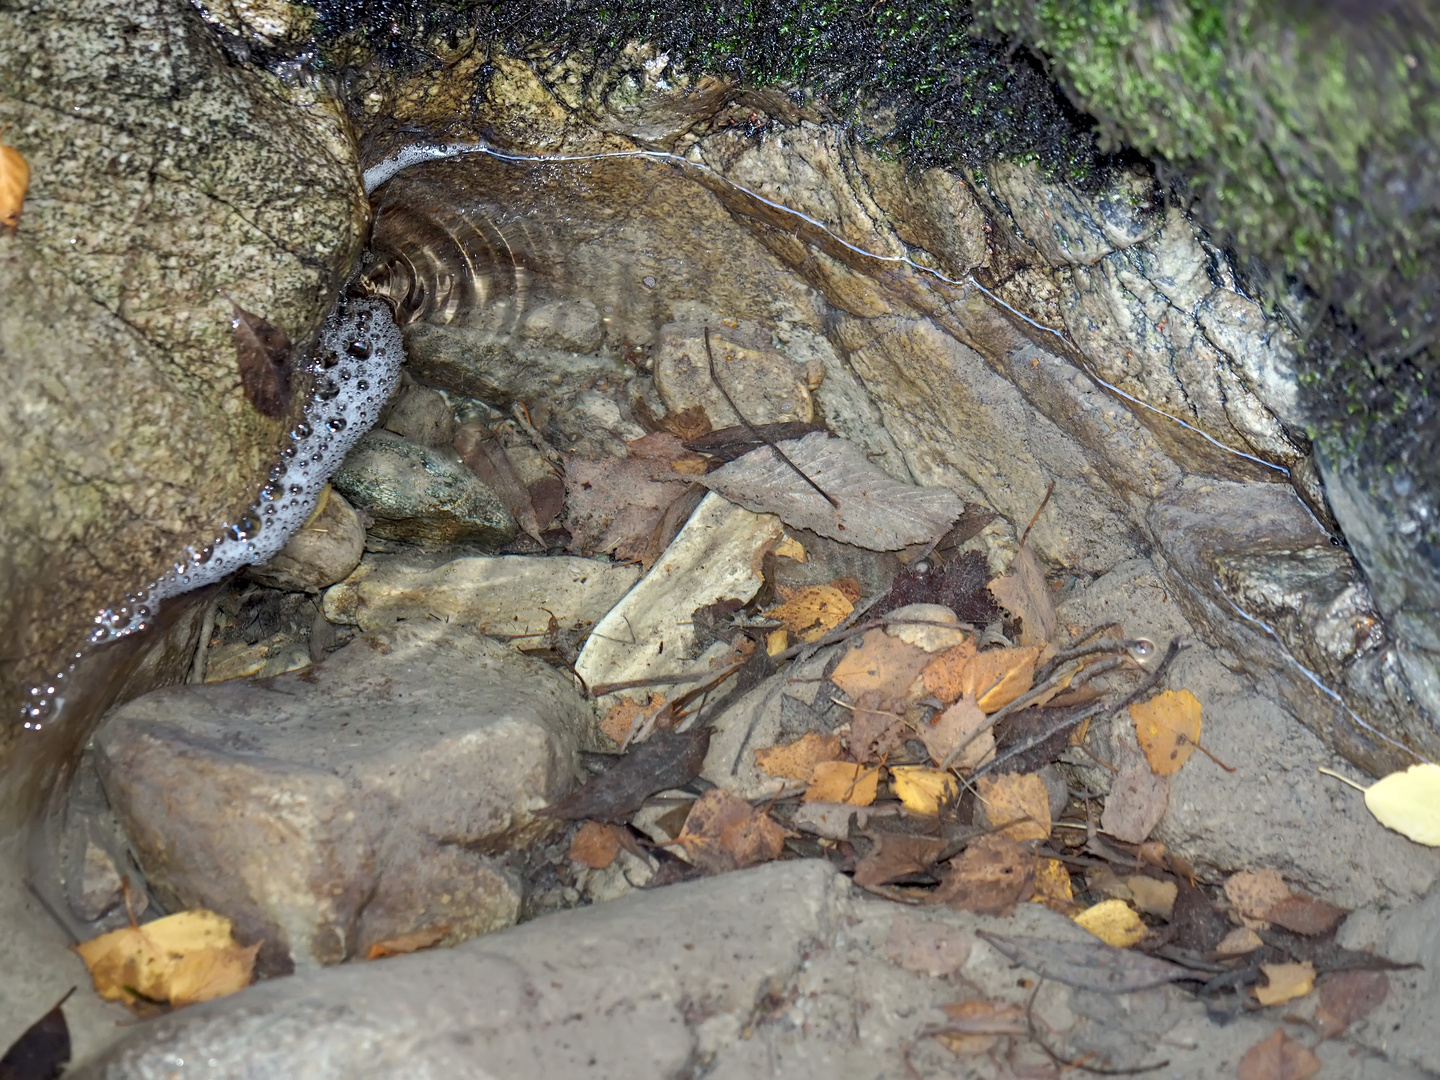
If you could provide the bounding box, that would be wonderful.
[987,546,1056,646]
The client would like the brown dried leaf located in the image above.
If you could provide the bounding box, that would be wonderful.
[921,641,979,705]
[1255,962,1317,1006]
[940,834,1035,915]
[754,732,845,780]
[1237,1029,1321,1080]
[680,789,784,874]
[1100,748,1170,844]
[987,546,1056,646]
[1265,895,1348,937]
[764,585,854,641]
[0,126,30,233]
[568,821,624,870]
[829,629,930,702]
[453,422,544,542]
[1130,689,1202,777]
[975,772,1051,841]
[853,833,947,888]
[661,405,713,442]
[563,435,694,557]
[883,914,972,976]
[923,696,994,771]
[600,693,666,745]
[364,927,449,961]
[1126,875,1178,919]
[684,421,827,462]
[937,998,1026,1035]
[542,726,711,823]
[228,299,293,419]
[1315,970,1389,1038]
[1225,869,1293,923]
[804,761,880,806]
[848,690,908,765]
[961,647,1040,713]
[700,432,965,550]
[76,909,254,1009]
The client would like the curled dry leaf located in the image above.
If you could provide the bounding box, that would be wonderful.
[0,125,30,232]
[975,772,1051,841]
[699,432,965,550]
[1255,962,1317,1007]
[568,821,624,870]
[987,546,1056,646]
[828,628,930,702]
[921,641,979,705]
[75,909,257,1008]
[1130,689,1202,777]
[365,926,449,960]
[854,832,948,888]
[940,834,1035,915]
[764,585,853,641]
[1073,899,1145,948]
[804,761,880,806]
[1237,1029,1321,1080]
[453,422,544,542]
[889,766,959,816]
[754,732,844,780]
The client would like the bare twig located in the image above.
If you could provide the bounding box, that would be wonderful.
[1019,480,1055,547]
[704,326,838,507]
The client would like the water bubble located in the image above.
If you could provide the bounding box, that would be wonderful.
[326,416,347,433]
[292,421,313,440]
[289,484,304,495]
[316,379,340,402]
[269,461,288,481]
[357,379,369,391]
[320,349,341,369]
[347,339,372,359]
[261,481,285,502]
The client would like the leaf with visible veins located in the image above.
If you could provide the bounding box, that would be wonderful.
[227,298,293,418]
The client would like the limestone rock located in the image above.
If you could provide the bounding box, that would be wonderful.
[248,486,365,593]
[331,430,516,547]
[653,321,814,427]
[322,553,640,639]
[93,624,585,973]
[382,384,456,448]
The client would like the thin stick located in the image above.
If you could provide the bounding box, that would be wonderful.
[704,327,838,508]
[1019,480,1054,548]
[1318,766,1367,792]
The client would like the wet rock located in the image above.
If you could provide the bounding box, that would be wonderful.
[545,388,646,459]
[322,552,639,639]
[653,321,815,427]
[93,623,585,973]
[987,159,1163,267]
[0,0,366,703]
[403,322,626,406]
[331,430,516,547]
[247,485,365,593]
[520,298,604,353]
[382,384,456,448]
[202,633,311,682]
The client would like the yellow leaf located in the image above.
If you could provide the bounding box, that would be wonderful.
[1254,961,1316,1006]
[0,125,30,233]
[804,761,880,806]
[1032,858,1074,911]
[76,909,253,1008]
[1072,899,1145,947]
[1129,689,1202,777]
[766,628,789,656]
[754,732,845,780]
[890,766,958,815]
[975,772,1051,841]
[961,647,1039,713]
[169,943,262,1005]
[1363,763,1440,846]
[829,629,930,702]
[774,535,807,561]
[764,585,854,641]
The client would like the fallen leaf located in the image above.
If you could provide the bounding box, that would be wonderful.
[1129,689,1202,777]
[1237,1029,1321,1080]
[934,998,1027,1055]
[453,422,544,542]
[804,761,880,806]
[1265,895,1348,937]
[1254,961,1317,1006]
[765,628,788,655]
[542,726,712,822]
[699,432,965,550]
[1172,878,1231,954]
[0,988,71,1080]
[754,732,844,780]
[975,772,1051,841]
[923,696,994,771]
[791,802,870,840]
[940,834,1035,914]
[961,647,1040,713]
[228,298,293,419]
[884,914,972,976]
[1215,927,1265,956]
[660,405,713,442]
[75,909,254,1008]
[890,766,959,816]
[1360,762,1440,845]
[1100,749,1170,844]
[987,546,1056,646]
[0,125,30,233]
[871,549,999,628]
[679,789,785,873]
[773,535,807,561]
[854,832,948,887]
[847,691,908,764]
[1225,869,1293,923]
[600,693,666,745]
[829,628,930,702]
[764,585,853,641]
[568,821,624,869]
[1315,970,1389,1038]
[364,927,450,960]
[563,434,695,558]
[921,641,979,704]
[1073,899,1145,948]
[1032,858,1074,911]
[976,930,1195,993]
[829,576,862,603]
[1126,875,1178,919]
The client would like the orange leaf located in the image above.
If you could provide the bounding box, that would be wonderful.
[568,821,624,869]
[1254,962,1316,1007]
[754,732,844,780]
[960,647,1039,713]
[1130,689,1202,776]
[921,641,979,704]
[679,788,785,873]
[0,126,30,233]
[600,692,665,744]
[365,927,449,961]
[1237,1029,1321,1080]
[987,546,1057,646]
[764,585,853,641]
[804,761,880,806]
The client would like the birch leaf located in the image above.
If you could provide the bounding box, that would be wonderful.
[700,432,963,550]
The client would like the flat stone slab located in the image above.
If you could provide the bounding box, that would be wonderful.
[93,623,586,973]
